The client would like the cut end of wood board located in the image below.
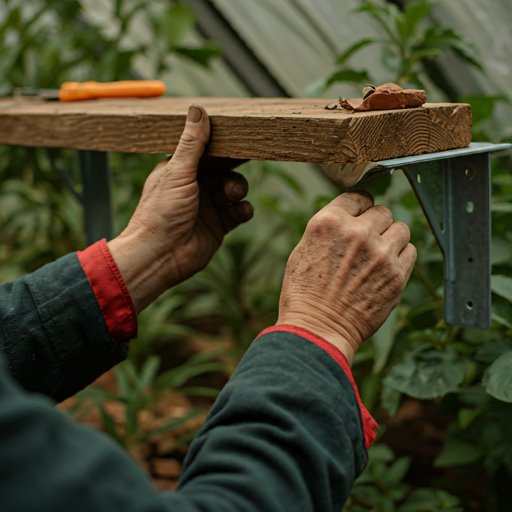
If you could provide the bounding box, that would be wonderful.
[0,97,472,164]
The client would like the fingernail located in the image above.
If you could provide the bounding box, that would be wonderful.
[187,104,203,123]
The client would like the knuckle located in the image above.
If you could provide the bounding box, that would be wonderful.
[373,205,393,222]
[307,211,340,236]
[394,221,411,239]
[375,245,391,265]
[178,132,203,150]
[344,190,374,206]
[346,224,371,247]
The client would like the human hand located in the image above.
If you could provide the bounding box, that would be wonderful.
[108,105,254,313]
[276,191,416,364]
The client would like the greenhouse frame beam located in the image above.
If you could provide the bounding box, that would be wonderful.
[186,0,290,98]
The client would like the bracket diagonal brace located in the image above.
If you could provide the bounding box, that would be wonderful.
[376,142,511,330]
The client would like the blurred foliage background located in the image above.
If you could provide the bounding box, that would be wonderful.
[1,0,512,510]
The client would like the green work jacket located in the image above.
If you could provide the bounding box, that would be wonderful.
[0,252,372,511]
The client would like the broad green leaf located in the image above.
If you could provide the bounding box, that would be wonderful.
[400,0,432,40]
[389,482,411,502]
[174,43,222,67]
[435,489,463,509]
[350,485,392,509]
[474,339,512,364]
[462,328,500,344]
[491,275,512,303]
[383,345,466,399]
[492,302,512,329]
[458,408,480,429]
[372,308,398,373]
[421,26,480,69]
[336,38,376,66]
[368,443,395,463]
[483,351,512,402]
[162,3,195,47]
[381,385,401,417]
[383,456,411,487]
[492,311,512,329]
[433,438,484,467]
[325,69,370,89]
[458,385,489,408]
[408,47,442,67]
[398,488,461,512]
[352,3,400,45]
[451,46,482,70]
[360,373,382,410]
[491,236,512,266]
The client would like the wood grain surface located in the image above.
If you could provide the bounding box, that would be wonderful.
[0,97,472,163]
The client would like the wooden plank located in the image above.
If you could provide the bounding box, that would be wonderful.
[0,97,471,164]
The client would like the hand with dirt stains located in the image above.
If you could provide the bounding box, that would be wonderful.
[277,191,416,364]
[108,104,253,313]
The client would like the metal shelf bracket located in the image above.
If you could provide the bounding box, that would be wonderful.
[78,150,113,245]
[377,143,511,330]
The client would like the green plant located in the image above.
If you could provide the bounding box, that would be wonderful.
[345,444,462,512]
[73,352,231,449]
[321,0,480,93]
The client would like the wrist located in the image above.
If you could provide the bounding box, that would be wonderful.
[276,315,357,365]
[107,231,178,314]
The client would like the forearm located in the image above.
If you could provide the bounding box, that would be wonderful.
[0,327,373,512]
[177,329,373,512]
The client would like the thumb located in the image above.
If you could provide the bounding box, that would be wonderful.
[164,104,210,185]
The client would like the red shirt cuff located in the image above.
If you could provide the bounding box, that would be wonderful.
[77,239,137,344]
[256,325,378,450]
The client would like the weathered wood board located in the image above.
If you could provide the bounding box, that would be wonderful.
[0,97,471,164]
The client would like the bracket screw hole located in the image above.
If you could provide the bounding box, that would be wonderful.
[466,201,474,213]
[468,257,474,263]
[465,168,475,179]
[417,174,421,184]
[467,301,474,310]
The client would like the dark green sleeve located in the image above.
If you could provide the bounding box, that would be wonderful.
[0,253,127,401]
[0,330,368,512]
[176,330,369,511]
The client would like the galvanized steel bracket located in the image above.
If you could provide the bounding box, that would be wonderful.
[78,150,113,245]
[376,143,511,330]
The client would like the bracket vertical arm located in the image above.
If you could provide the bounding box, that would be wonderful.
[402,153,491,330]
[78,150,114,245]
